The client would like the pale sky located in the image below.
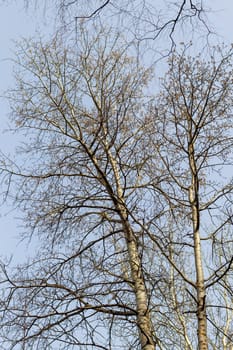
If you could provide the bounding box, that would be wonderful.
[0,0,232,260]
[0,1,52,260]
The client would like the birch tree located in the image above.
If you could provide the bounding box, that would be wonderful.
[0,19,233,350]
[0,26,158,349]
[146,46,233,349]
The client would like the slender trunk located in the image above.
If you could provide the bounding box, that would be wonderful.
[188,142,208,350]
[120,208,155,350]
[106,145,156,349]
[88,133,156,349]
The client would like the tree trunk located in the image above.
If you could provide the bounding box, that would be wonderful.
[189,142,208,350]
[106,147,156,349]
[122,217,155,350]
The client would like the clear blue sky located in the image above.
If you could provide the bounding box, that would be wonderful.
[0,0,232,260]
[0,1,51,260]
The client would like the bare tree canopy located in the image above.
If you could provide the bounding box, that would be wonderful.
[2,0,211,49]
[0,26,158,350]
[147,45,233,349]
[53,0,209,39]
[0,21,233,349]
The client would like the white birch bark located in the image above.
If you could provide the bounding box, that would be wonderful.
[106,143,156,350]
[188,141,208,350]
